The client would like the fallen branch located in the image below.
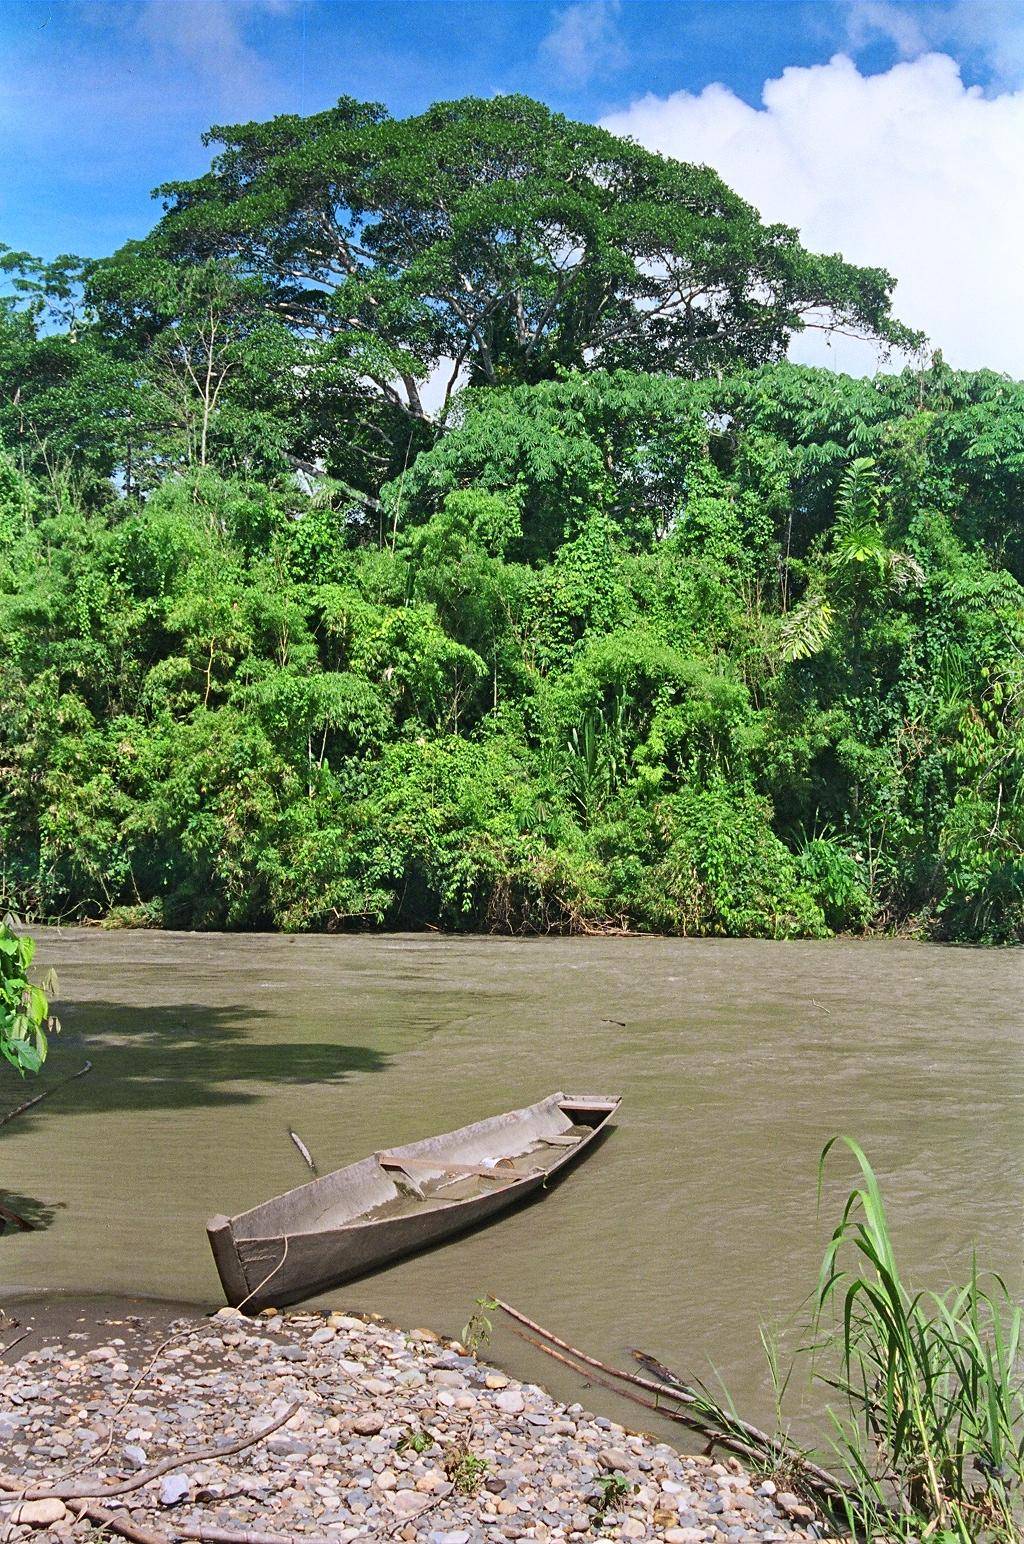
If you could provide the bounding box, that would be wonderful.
[68,1500,165,1544]
[172,1527,338,1544]
[0,1401,300,1502]
[630,1347,845,1496]
[0,1059,92,1129]
[493,1298,850,1513]
[68,1505,337,1544]
[0,1331,30,1358]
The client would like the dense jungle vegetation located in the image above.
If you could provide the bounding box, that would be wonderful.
[0,94,1021,942]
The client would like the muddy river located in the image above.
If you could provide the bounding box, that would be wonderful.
[2,930,1021,1431]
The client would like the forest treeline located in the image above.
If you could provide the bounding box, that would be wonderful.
[1,95,1021,941]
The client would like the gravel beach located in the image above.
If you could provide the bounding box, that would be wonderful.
[0,1304,821,1543]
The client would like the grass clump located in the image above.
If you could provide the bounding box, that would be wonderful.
[810,1137,1024,1542]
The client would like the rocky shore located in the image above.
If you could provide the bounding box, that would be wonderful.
[0,1304,821,1543]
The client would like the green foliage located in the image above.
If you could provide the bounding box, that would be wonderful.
[444,1445,490,1495]
[0,926,58,1075]
[0,97,1018,942]
[590,1472,636,1525]
[462,1296,498,1356]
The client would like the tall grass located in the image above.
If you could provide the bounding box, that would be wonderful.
[812,1137,1024,1542]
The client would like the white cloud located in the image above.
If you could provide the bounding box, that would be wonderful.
[602,52,1024,377]
[539,0,628,86]
[844,1,1024,88]
[129,0,297,107]
[844,2,928,58]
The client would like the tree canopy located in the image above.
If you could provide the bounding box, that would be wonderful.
[149,94,919,418]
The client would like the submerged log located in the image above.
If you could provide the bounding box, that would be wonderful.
[0,1059,92,1129]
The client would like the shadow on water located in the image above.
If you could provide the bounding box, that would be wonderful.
[0,1192,63,1235]
[0,1000,389,1121]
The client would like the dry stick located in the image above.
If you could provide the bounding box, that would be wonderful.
[507,1323,851,1517]
[171,1526,340,1544]
[78,1495,362,1544]
[0,1401,301,1503]
[0,1059,92,1128]
[507,1325,730,1449]
[494,1298,727,1410]
[493,1299,848,1505]
[68,1499,166,1544]
[60,1327,197,1480]
[385,1484,454,1538]
[288,1128,317,1177]
[629,1348,848,1499]
[0,1331,30,1358]
[74,1506,339,1544]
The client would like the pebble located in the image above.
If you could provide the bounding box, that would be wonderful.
[10,1499,68,1526]
[159,1474,191,1506]
[350,1413,386,1435]
[0,1310,820,1544]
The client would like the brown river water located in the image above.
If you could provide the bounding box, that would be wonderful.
[1,929,1022,1435]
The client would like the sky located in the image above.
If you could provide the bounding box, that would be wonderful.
[1,0,1023,376]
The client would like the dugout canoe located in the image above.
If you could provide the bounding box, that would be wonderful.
[207,1091,620,1313]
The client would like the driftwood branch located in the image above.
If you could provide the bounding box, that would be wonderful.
[0,1059,92,1128]
[68,1502,333,1544]
[492,1298,850,1512]
[68,1500,164,1544]
[0,1402,300,1502]
[287,1128,317,1177]
[171,1526,338,1544]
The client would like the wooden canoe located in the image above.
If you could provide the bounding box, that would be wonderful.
[207,1091,621,1313]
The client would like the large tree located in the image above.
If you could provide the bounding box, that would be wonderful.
[150,94,920,426]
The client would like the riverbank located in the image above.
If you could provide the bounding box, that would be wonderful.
[0,1302,821,1543]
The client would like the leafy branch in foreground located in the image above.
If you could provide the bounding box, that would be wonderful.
[0,925,58,1076]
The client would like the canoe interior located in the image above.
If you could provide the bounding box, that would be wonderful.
[225,1092,618,1245]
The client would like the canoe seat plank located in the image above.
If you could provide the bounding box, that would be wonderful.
[380,1153,525,1182]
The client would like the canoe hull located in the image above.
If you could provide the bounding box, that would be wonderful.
[207,1092,619,1313]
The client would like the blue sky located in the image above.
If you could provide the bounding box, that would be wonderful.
[1,1,1023,373]
[0,1,998,258]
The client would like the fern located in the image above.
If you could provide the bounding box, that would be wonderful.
[781,592,834,661]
